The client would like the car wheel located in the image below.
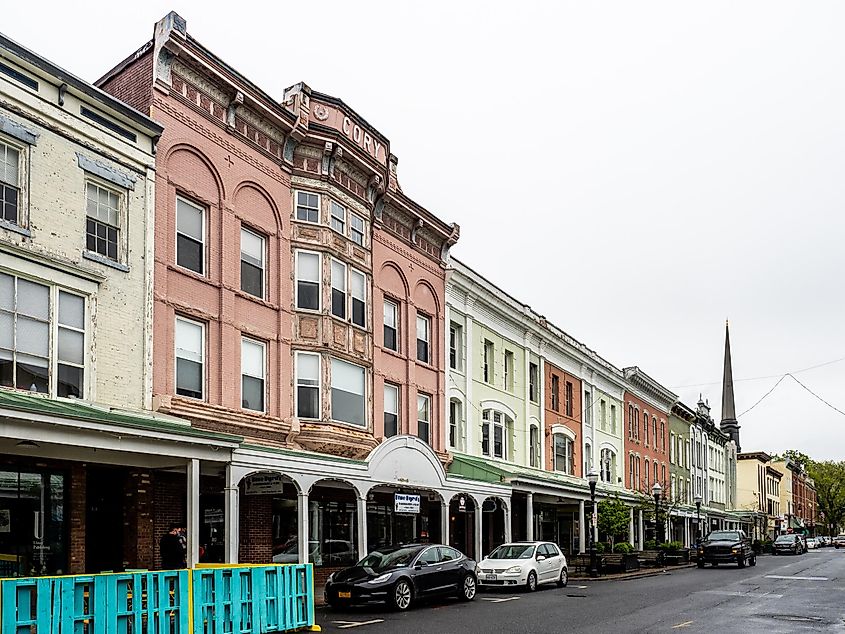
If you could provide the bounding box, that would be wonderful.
[526,570,538,592]
[738,556,746,568]
[459,574,477,601]
[750,555,757,567]
[557,567,568,588]
[391,579,413,611]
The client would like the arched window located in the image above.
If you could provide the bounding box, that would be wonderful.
[600,448,616,483]
[644,458,650,489]
[652,417,657,448]
[482,408,512,460]
[628,453,635,487]
[628,405,634,438]
[449,398,462,450]
[553,434,575,475]
[660,421,666,452]
[529,424,540,468]
[643,411,649,445]
[653,460,659,486]
[584,442,593,475]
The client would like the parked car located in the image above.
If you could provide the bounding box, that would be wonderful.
[325,544,477,611]
[834,535,845,549]
[476,541,568,591]
[772,534,803,555]
[806,537,818,550]
[696,530,756,568]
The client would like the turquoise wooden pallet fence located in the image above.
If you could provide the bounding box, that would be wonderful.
[0,565,314,634]
[192,565,314,634]
[0,570,190,634]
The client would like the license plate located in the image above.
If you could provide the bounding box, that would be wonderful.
[338,591,351,599]
[485,574,497,581]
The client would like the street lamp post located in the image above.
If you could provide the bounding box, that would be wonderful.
[694,494,703,544]
[587,469,599,578]
[652,482,662,545]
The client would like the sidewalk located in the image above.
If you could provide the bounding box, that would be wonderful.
[572,563,696,582]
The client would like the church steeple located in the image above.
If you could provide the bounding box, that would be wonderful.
[720,320,741,450]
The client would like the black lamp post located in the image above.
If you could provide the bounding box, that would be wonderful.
[694,494,703,543]
[652,482,663,545]
[587,469,599,577]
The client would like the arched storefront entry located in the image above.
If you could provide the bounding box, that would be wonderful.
[482,496,507,557]
[449,493,476,557]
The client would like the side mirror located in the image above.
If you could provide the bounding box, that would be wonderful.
[536,554,546,562]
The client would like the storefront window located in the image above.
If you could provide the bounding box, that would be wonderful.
[0,469,66,576]
[367,490,441,552]
[310,484,358,567]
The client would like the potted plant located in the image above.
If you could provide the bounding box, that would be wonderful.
[659,541,689,564]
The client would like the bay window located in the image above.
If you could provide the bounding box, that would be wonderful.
[296,352,320,419]
[331,259,346,319]
[295,251,320,311]
[330,200,346,234]
[331,358,365,426]
[295,191,319,223]
[350,270,365,327]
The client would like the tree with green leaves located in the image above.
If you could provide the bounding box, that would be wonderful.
[775,449,812,472]
[597,495,631,549]
[808,460,845,536]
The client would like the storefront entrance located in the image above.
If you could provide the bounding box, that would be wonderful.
[449,493,475,557]
[0,467,67,577]
[535,503,578,555]
[366,487,442,551]
[86,467,125,573]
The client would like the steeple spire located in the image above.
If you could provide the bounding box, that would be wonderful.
[720,320,741,450]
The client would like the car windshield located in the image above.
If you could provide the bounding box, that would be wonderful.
[775,535,796,543]
[708,531,740,541]
[357,546,422,572]
[487,544,535,560]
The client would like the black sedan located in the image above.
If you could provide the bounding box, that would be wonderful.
[772,534,803,555]
[325,543,477,611]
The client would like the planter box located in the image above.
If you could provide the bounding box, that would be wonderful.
[600,553,640,573]
[663,549,690,565]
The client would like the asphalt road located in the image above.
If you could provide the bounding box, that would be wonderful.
[316,548,845,633]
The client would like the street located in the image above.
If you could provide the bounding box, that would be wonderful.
[317,549,845,633]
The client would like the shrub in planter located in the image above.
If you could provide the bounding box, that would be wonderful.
[659,541,685,552]
[613,542,635,554]
[644,540,657,551]
[595,542,606,554]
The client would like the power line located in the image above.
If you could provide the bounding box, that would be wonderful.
[737,372,845,420]
[670,354,845,389]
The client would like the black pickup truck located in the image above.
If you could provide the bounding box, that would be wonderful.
[696,529,756,568]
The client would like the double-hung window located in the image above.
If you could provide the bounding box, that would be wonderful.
[483,340,493,383]
[416,314,430,364]
[85,182,121,261]
[175,317,204,399]
[383,299,398,351]
[241,337,265,412]
[610,404,617,434]
[0,140,20,225]
[296,191,319,223]
[482,409,509,459]
[551,374,560,411]
[584,391,592,426]
[330,200,346,234]
[529,362,538,402]
[331,259,347,319]
[296,251,320,310]
[553,435,574,474]
[296,352,320,419]
[417,393,431,444]
[504,350,514,391]
[350,270,365,327]
[449,399,461,449]
[384,383,399,437]
[176,196,205,274]
[331,358,365,426]
[529,425,540,468]
[350,213,365,246]
[565,381,573,417]
[240,228,265,299]
[449,323,462,370]
[0,273,86,397]
[601,448,614,483]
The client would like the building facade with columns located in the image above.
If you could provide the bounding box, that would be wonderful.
[97,12,491,586]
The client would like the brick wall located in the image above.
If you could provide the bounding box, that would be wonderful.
[97,52,153,114]
[239,490,273,563]
[153,471,186,569]
[123,470,154,569]
[68,464,86,575]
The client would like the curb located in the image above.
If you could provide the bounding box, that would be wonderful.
[572,563,696,582]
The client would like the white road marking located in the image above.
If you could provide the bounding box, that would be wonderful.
[702,590,783,598]
[333,619,385,629]
[765,575,829,581]
[672,621,694,629]
[481,596,520,603]
[575,585,589,589]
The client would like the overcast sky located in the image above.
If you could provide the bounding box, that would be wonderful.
[5,1,844,460]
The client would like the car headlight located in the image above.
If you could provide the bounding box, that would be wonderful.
[367,573,392,584]
[505,566,522,574]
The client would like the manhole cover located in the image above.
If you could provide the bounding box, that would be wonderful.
[768,615,824,623]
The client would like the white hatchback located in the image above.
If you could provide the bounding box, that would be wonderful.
[476,542,568,592]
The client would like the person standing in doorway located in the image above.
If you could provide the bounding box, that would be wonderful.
[160,524,185,569]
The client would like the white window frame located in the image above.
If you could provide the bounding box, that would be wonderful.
[481,409,510,460]
[0,136,25,228]
[553,434,575,475]
[240,226,266,299]
[295,190,320,224]
[417,392,432,444]
[174,315,205,400]
[449,398,462,450]
[504,350,514,392]
[85,179,123,262]
[241,336,266,412]
[295,351,321,420]
[529,362,539,403]
[383,298,399,352]
[175,195,206,276]
[384,382,400,437]
[295,250,321,312]
[330,357,366,427]
[330,258,347,320]
[416,313,431,364]
[349,212,365,246]
[449,322,462,371]
[349,268,366,328]
[330,199,346,234]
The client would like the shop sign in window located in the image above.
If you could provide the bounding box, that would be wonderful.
[394,493,421,514]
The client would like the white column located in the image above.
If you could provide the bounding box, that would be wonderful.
[474,504,483,561]
[441,501,450,546]
[356,495,368,561]
[297,491,310,564]
[629,507,635,547]
[684,518,691,548]
[526,493,534,541]
[578,500,586,553]
[187,459,200,568]
[223,465,239,564]
[465,316,475,455]
[503,502,512,543]
[638,510,644,549]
